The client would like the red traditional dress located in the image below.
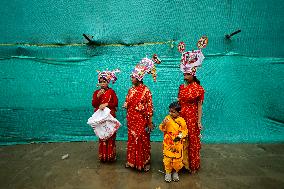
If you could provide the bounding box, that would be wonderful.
[92,88,118,162]
[178,82,204,172]
[124,84,153,170]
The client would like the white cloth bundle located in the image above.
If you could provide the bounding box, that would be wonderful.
[87,107,121,140]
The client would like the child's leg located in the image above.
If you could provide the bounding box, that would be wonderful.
[172,159,183,182]
[172,159,183,173]
[163,156,173,173]
[163,156,173,182]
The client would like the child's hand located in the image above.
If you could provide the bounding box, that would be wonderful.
[123,102,127,109]
[161,118,169,130]
[163,117,169,125]
[99,103,108,110]
[146,122,154,133]
[173,132,183,142]
[97,89,105,98]
[173,137,181,142]
[198,122,203,130]
[148,122,154,130]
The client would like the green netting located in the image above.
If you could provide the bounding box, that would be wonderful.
[0,0,283,145]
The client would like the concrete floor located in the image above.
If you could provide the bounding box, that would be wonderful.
[0,142,283,189]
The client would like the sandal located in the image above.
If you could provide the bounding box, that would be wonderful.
[144,164,151,172]
[172,172,179,182]
[165,173,172,182]
[125,163,130,168]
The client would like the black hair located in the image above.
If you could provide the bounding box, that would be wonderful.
[131,76,143,84]
[99,77,108,82]
[193,76,200,85]
[184,73,201,85]
[169,101,181,112]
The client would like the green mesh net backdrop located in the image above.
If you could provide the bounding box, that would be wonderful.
[0,0,283,145]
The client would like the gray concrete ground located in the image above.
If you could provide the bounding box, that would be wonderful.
[0,142,283,189]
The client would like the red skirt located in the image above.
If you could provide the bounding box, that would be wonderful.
[99,133,116,162]
[126,131,151,170]
[183,130,201,172]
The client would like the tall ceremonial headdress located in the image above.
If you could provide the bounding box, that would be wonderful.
[97,69,120,84]
[178,36,208,75]
[131,54,161,82]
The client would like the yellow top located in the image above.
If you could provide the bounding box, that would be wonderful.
[159,115,188,159]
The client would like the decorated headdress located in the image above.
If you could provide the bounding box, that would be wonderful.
[97,69,120,84]
[178,36,208,75]
[131,54,161,82]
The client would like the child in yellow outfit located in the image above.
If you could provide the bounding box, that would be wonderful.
[159,101,188,182]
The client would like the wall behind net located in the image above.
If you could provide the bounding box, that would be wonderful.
[0,0,283,145]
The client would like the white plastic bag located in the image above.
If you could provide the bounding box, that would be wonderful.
[87,107,121,140]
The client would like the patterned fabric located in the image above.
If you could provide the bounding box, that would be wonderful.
[92,88,118,117]
[127,132,151,170]
[178,42,186,53]
[163,156,184,174]
[87,107,120,140]
[131,55,160,82]
[97,69,120,84]
[160,115,188,173]
[92,88,118,162]
[178,82,204,172]
[178,36,208,75]
[159,115,187,159]
[124,84,153,170]
[99,133,116,162]
[131,64,148,81]
[179,49,204,75]
[197,36,208,49]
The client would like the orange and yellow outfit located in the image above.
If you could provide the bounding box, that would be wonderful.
[159,115,188,174]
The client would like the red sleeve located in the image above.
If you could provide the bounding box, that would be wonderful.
[99,89,118,108]
[92,90,100,108]
[107,89,118,109]
[197,86,205,102]
[124,88,132,107]
[178,84,183,99]
[145,88,153,118]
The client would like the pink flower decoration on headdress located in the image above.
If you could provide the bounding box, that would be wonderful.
[197,36,208,49]
[178,42,186,53]
[131,65,147,81]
